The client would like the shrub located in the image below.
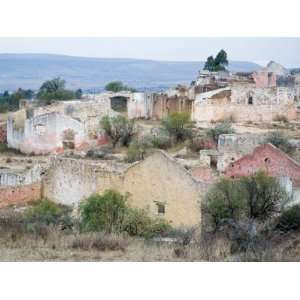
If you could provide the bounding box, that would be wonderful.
[126,139,152,163]
[162,112,193,143]
[100,115,135,148]
[264,130,294,154]
[273,114,288,123]
[25,199,65,225]
[275,205,300,232]
[205,172,288,229]
[70,232,129,251]
[0,143,8,152]
[122,208,171,238]
[206,121,235,142]
[205,178,245,229]
[149,132,172,149]
[80,190,127,233]
[80,190,172,238]
[240,171,288,221]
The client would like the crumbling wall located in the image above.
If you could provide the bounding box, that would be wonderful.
[42,152,206,227]
[217,134,265,172]
[7,112,86,154]
[192,103,297,123]
[122,151,204,227]
[231,85,294,105]
[225,144,300,187]
[0,183,41,208]
[43,157,124,206]
[252,71,276,88]
[127,92,153,119]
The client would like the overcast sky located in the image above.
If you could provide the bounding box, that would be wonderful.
[0,37,299,67]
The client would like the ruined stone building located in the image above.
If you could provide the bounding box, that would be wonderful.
[7,110,86,154]
[43,151,207,227]
[224,143,300,205]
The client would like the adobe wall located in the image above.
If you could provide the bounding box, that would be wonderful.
[43,157,124,206]
[122,152,205,227]
[0,183,41,208]
[192,103,297,123]
[42,152,206,227]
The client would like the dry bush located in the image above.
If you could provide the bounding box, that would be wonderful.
[70,233,129,252]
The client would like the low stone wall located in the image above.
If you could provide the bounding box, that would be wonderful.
[192,103,297,123]
[0,183,41,208]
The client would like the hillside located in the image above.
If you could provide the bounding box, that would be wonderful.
[0,54,261,92]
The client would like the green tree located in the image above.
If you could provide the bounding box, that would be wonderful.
[105,81,136,92]
[214,49,228,71]
[203,49,228,72]
[162,112,193,143]
[75,88,83,99]
[37,77,77,103]
[203,56,215,72]
[100,115,135,147]
[80,190,127,233]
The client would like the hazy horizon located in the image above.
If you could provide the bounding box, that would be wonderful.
[0,38,300,68]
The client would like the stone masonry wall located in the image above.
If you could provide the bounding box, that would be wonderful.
[42,152,206,227]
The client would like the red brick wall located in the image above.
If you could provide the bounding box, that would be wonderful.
[0,123,7,143]
[225,144,300,187]
[0,183,41,208]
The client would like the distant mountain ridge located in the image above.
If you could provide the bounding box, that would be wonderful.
[0,53,262,92]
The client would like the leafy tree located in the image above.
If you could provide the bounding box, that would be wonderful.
[203,49,228,72]
[39,77,66,93]
[105,81,136,92]
[205,178,245,229]
[205,171,288,230]
[75,88,83,99]
[100,115,135,147]
[37,77,78,103]
[240,171,287,221]
[80,190,128,233]
[203,56,215,72]
[162,112,193,143]
[214,49,228,71]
